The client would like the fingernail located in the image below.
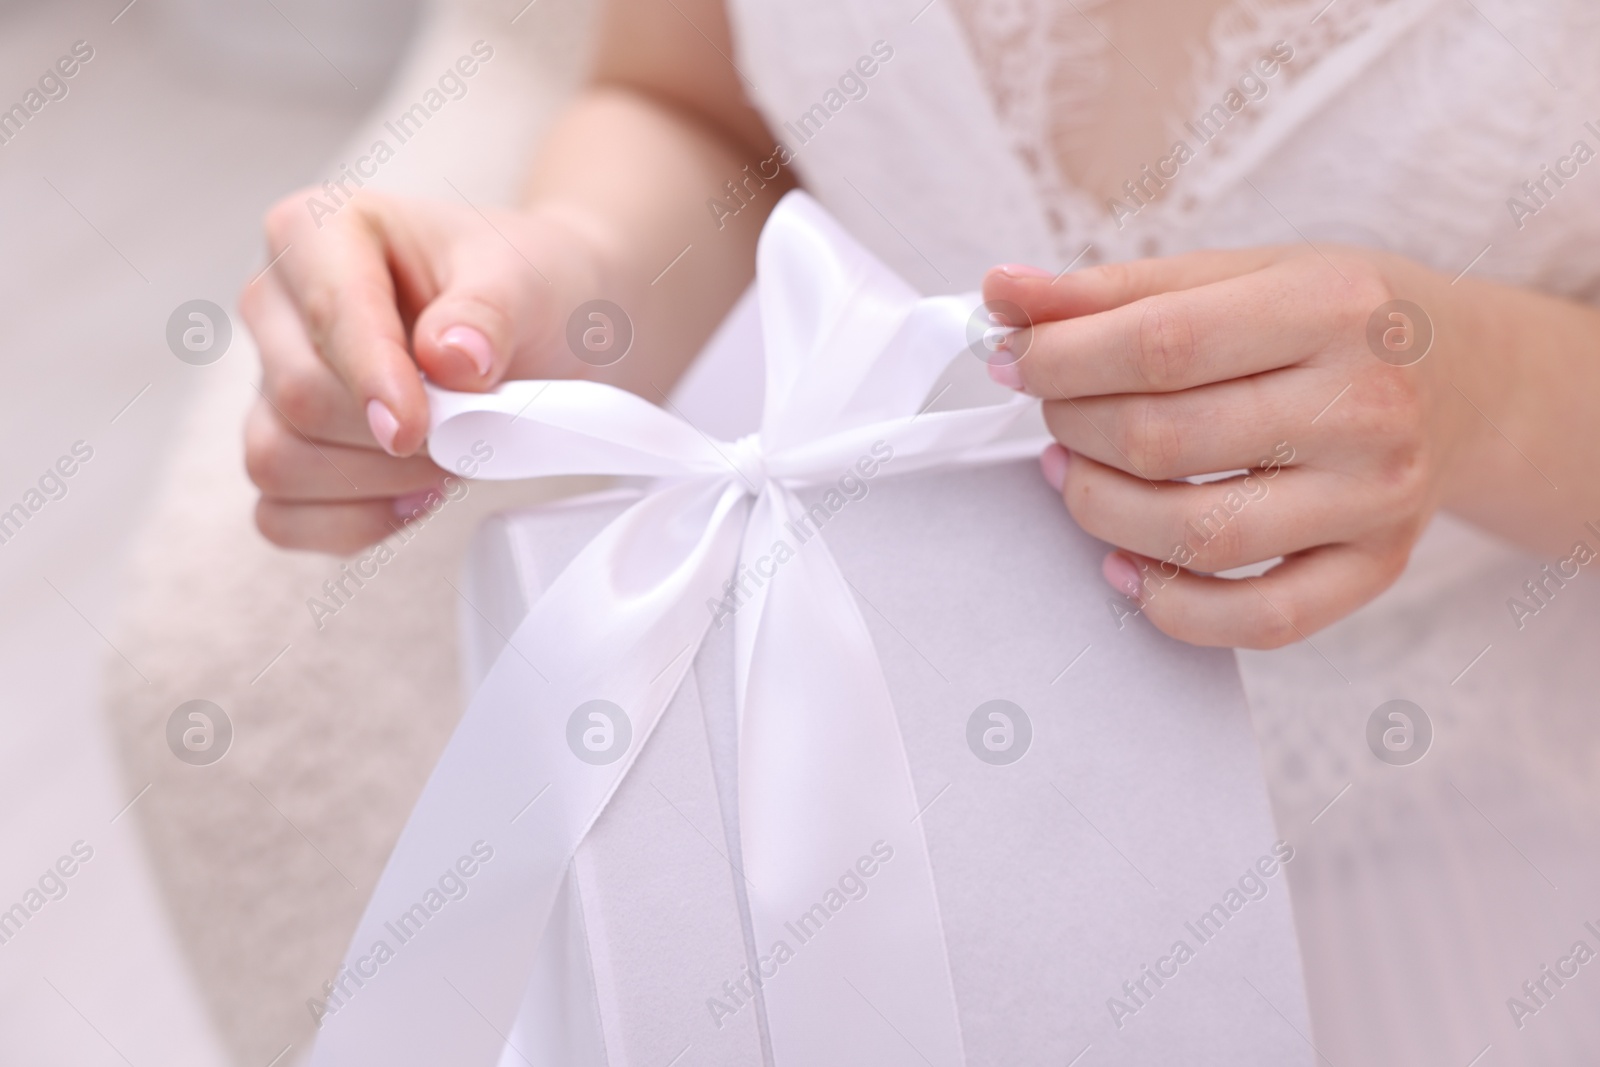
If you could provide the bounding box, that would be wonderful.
[392,487,437,519]
[1103,552,1143,600]
[995,263,1053,280]
[439,325,494,378]
[987,358,1024,390]
[366,398,401,457]
[1040,444,1069,491]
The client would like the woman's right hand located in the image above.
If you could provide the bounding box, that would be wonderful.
[240,189,613,554]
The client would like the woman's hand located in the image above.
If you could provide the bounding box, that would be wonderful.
[243,2,786,557]
[240,190,622,554]
[982,246,1518,649]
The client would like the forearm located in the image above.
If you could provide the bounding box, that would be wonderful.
[520,85,790,399]
[1440,276,1600,555]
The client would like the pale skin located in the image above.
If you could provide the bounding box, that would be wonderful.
[242,0,1600,649]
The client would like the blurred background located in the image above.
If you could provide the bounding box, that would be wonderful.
[4,3,1600,1066]
[0,1,585,1063]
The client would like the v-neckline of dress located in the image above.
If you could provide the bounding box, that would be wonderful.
[936,0,1450,258]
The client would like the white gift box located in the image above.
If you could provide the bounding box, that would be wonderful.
[459,460,1311,1066]
[311,194,1310,1066]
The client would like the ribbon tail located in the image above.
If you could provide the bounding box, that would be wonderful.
[308,479,747,1067]
[736,486,965,1067]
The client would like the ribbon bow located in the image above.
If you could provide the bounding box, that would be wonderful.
[310,192,1038,1066]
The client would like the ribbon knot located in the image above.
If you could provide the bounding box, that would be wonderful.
[726,433,769,495]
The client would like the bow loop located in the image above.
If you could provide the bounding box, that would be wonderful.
[755,194,923,451]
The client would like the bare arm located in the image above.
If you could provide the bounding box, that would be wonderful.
[1437,276,1600,555]
[516,0,793,396]
[242,0,790,552]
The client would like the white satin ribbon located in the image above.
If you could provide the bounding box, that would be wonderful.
[309,192,1039,1066]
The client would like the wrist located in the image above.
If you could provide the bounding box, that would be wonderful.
[503,202,643,382]
[1414,265,1519,508]
[1426,269,1594,552]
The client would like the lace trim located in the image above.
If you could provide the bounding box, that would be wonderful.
[946,0,1113,237]
[1176,0,1416,195]
[949,0,1422,246]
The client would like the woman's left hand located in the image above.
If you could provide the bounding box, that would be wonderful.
[982,246,1505,649]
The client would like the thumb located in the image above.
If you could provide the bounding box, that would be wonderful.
[411,237,561,391]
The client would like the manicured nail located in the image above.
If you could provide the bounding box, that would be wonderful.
[366,398,401,456]
[439,325,494,377]
[995,263,1053,280]
[392,487,436,519]
[1040,444,1069,491]
[987,358,1024,390]
[1102,552,1143,600]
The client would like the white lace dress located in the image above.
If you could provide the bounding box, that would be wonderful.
[723,1,1600,1063]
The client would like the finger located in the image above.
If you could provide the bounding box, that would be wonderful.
[1101,541,1408,649]
[264,193,428,456]
[1041,371,1307,480]
[411,231,561,391]
[984,247,1288,320]
[1003,257,1367,399]
[245,401,446,502]
[1050,447,1357,574]
[248,271,375,447]
[254,498,405,555]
